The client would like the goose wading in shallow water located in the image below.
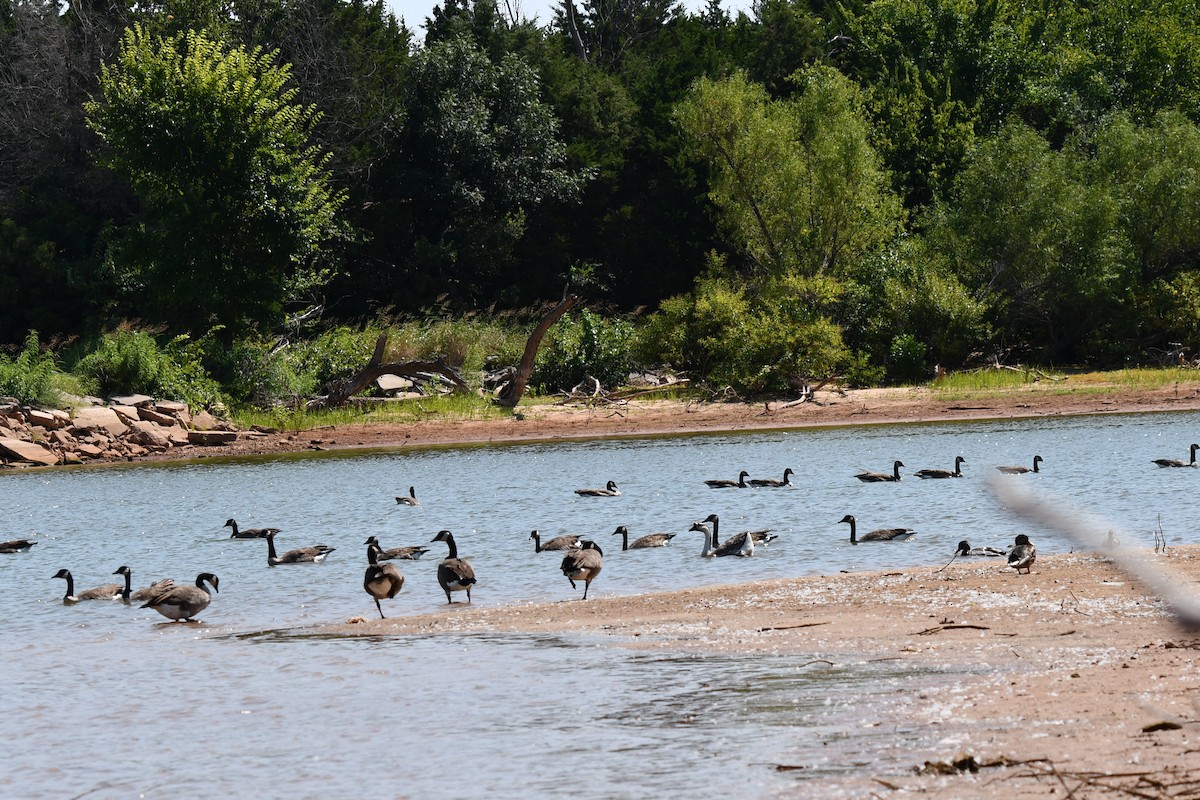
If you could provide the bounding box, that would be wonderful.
[560,541,603,599]
[264,531,335,565]
[916,457,967,479]
[224,518,280,539]
[575,481,621,497]
[0,539,37,553]
[529,530,582,552]
[688,521,753,558]
[996,455,1043,475]
[954,540,1006,557]
[838,515,916,544]
[1153,444,1200,468]
[749,468,794,487]
[610,525,676,550]
[113,566,175,604]
[140,573,219,622]
[364,544,405,619]
[52,569,123,604]
[855,461,904,483]
[704,470,750,489]
[432,530,476,603]
[1007,534,1037,574]
[395,486,419,506]
[362,535,429,561]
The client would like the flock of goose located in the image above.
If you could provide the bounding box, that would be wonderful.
[8,440,1195,622]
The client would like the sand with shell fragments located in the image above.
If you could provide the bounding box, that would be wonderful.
[328,547,1200,798]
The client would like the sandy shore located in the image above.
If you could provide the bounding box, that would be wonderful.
[328,547,1200,797]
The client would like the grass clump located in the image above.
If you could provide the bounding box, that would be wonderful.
[0,330,62,406]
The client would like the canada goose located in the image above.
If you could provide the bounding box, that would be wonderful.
[855,461,904,482]
[838,515,916,544]
[140,573,219,622]
[954,540,1006,557]
[0,539,36,553]
[529,530,582,552]
[1153,444,1200,468]
[575,481,621,497]
[701,513,777,548]
[395,486,419,506]
[364,544,405,619]
[560,541,603,599]
[688,522,752,557]
[916,457,967,479]
[610,525,676,550]
[362,535,429,560]
[112,566,175,604]
[264,531,335,565]
[52,569,123,604]
[704,470,750,489]
[996,455,1043,475]
[1007,534,1036,574]
[431,530,476,603]
[748,468,794,487]
[224,518,280,539]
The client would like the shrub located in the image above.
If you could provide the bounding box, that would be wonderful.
[75,328,224,408]
[534,309,636,392]
[0,331,61,406]
[888,333,928,383]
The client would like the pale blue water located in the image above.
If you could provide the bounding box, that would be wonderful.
[3,411,1197,797]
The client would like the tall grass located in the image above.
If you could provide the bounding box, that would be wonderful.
[0,331,61,406]
[233,392,506,432]
[931,366,1200,397]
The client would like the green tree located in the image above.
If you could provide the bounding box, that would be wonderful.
[85,25,347,338]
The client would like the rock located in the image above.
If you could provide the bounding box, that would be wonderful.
[129,420,171,449]
[167,428,191,446]
[155,400,188,415]
[71,407,130,437]
[187,430,238,445]
[61,451,82,464]
[76,443,104,458]
[191,410,217,430]
[110,405,141,424]
[124,442,148,457]
[0,436,59,466]
[27,409,66,430]
[49,430,75,446]
[138,406,178,426]
[110,394,154,407]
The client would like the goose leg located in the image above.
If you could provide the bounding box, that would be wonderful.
[375,598,385,619]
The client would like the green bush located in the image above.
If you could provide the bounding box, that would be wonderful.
[889,333,928,383]
[534,309,636,392]
[0,331,62,406]
[75,328,224,408]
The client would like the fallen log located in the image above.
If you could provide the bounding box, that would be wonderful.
[317,333,472,409]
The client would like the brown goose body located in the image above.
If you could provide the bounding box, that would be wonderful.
[113,566,175,604]
[574,481,621,497]
[265,532,335,565]
[362,535,429,560]
[610,525,676,550]
[688,522,752,557]
[395,486,419,506]
[705,470,750,489]
[560,541,603,599]
[749,468,794,487]
[855,461,904,482]
[224,518,280,539]
[530,530,582,552]
[432,530,476,603]
[996,455,1043,475]
[140,573,219,622]
[52,569,122,604]
[1007,534,1037,574]
[1153,444,1200,468]
[916,457,967,479]
[702,513,776,550]
[364,545,405,618]
[838,515,916,544]
[0,539,37,553]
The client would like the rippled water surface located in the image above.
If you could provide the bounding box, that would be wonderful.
[4,411,1199,797]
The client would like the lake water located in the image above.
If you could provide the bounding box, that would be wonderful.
[4,410,1198,797]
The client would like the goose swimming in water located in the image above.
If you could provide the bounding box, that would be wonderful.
[574,481,621,497]
[395,486,419,506]
[139,573,219,622]
[529,530,582,552]
[112,566,175,604]
[838,515,916,544]
[264,531,335,565]
[364,544,405,619]
[916,457,967,479]
[0,539,37,553]
[224,518,280,539]
[1153,444,1200,468]
[432,530,477,603]
[362,535,429,561]
[701,513,777,548]
[996,455,1043,475]
[52,569,123,604]
[688,521,753,557]
[1007,534,1036,574]
[704,470,750,489]
[855,461,904,482]
[610,525,676,549]
[560,541,603,599]
[749,468,794,487]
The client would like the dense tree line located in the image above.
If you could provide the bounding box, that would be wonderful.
[2,0,1199,396]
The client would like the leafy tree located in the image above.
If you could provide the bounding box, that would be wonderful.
[85,25,347,338]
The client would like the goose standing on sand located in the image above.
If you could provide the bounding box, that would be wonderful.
[1007,534,1036,574]
[705,470,750,489]
[432,530,477,603]
[364,544,405,619]
[363,535,429,560]
[610,525,676,550]
[52,569,123,604]
[749,468,794,487]
[112,566,175,603]
[689,521,753,557]
[560,541,603,599]
[701,513,777,548]
[224,518,280,539]
[140,573,219,622]
[954,540,1006,557]
[264,531,335,565]
[0,539,37,553]
[838,515,916,544]
[1153,444,1200,468]
[916,457,967,479]
[574,481,621,497]
[855,461,904,482]
[395,486,419,506]
[530,530,582,552]
[996,455,1043,475]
